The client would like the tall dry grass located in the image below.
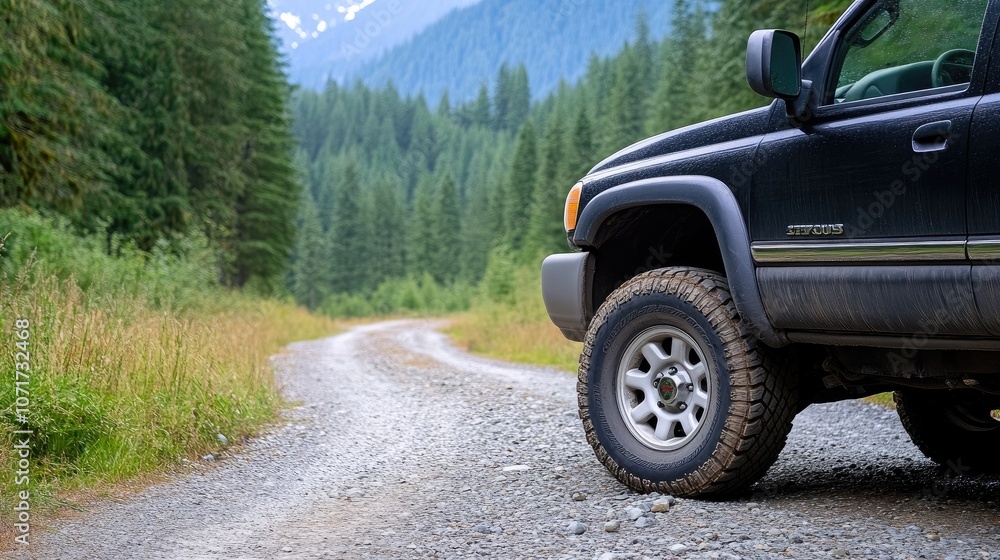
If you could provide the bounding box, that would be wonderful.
[0,211,337,521]
[448,264,582,373]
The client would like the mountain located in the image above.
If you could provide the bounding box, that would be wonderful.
[355,0,674,103]
[269,0,483,88]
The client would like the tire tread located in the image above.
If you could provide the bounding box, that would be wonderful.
[578,267,797,498]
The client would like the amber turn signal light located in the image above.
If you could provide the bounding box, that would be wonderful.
[564,182,583,232]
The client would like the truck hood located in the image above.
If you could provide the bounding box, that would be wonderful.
[588,104,775,177]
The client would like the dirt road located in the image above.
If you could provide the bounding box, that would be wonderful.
[12,321,1000,559]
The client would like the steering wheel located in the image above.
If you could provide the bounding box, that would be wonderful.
[932,49,975,88]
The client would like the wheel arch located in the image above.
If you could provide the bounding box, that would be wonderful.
[573,176,787,348]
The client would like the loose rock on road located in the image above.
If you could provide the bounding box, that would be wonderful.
[16,321,1000,559]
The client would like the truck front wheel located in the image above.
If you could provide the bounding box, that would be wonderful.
[578,267,796,498]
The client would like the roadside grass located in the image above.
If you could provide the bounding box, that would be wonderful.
[448,264,582,374]
[864,393,897,409]
[0,210,338,524]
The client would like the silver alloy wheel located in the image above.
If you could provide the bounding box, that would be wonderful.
[616,326,713,451]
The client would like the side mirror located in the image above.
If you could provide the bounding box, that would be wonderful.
[746,30,802,100]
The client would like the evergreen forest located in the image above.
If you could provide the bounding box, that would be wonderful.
[289,0,853,316]
[1,0,300,289]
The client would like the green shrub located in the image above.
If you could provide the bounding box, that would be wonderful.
[0,208,337,517]
[318,273,474,318]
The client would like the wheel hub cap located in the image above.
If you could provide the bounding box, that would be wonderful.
[654,370,694,410]
[616,326,714,452]
[655,377,678,403]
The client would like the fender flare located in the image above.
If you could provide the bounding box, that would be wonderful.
[573,176,787,348]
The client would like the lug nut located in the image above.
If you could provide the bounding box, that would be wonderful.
[657,401,665,409]
[686,384,694,391]
[667,367,678,375]
[678,403,688,411]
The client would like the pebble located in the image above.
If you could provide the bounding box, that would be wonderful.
[567,521,587,535]
[201,454,215,462]
[669,543,688,554]
[626,507,644,521]
[217,433,228,445]
[604,520,621,533]
[636,516,655,529]
[502,465,530,472]
[650,498,671,513]
[572,492,588,501]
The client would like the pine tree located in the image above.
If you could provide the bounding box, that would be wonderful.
[634,9,655,92]
[0,0,119,217]
[506,65,532,132]
[437,90,452,118]
[460,181,495,282]
[503,121,538,250]
[493,64,512,131]
[650,0,707,134]
[430,174,461,283]
[570,104,596,180]
[369,177,406,285]
[525,109,569,260]
[291,192,330,309]
[472,82,492,128]
[231,0,301,288]
[329,162,372,292]
[696,0,803,121]
[604,42,646,153]
[165,0,250,272]
[408,100,438,177]
[408,174,437,275]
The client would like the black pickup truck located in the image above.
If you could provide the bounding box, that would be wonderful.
[542,0,1000,497]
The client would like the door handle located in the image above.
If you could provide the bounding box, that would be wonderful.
[912,120,953,153]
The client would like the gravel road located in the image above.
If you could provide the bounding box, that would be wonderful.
[12,320,1000,560]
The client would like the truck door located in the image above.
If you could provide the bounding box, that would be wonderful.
[969,6,1000,335]
[751,0,995,337]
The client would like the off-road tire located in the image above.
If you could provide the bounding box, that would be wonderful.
[894,389,1000,474]
[578,267,797,498]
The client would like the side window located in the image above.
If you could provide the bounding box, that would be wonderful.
[828,0,989,105]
